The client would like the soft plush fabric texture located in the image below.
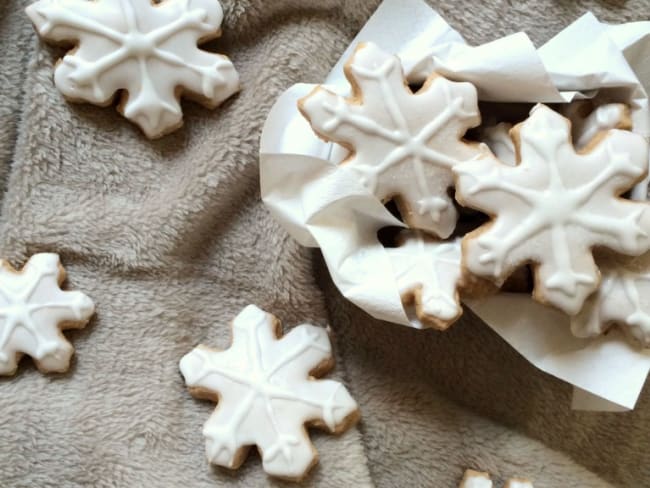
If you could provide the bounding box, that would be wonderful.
[1,0,649,486]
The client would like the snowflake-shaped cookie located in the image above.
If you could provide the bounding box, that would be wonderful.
[571,255,650,347]
[299,42,485,238]
[454,104,650,315]
[0,253,95,375]
[460,470,533,488]
[386,231,463,330]
[179,304,359,481]
[26,0,240,138]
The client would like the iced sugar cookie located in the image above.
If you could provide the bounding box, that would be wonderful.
[0,253,95,375]
[571,253,650,347]
[179,304,359,481]
[454,104,650,315]
[26,0,240,138]
[459,469,534,488]
[299,42,486,238]
[386,231,463,329]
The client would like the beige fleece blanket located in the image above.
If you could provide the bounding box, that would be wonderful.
[1,0,649,486]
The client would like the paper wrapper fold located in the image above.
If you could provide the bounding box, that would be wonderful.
[260,0,650,411]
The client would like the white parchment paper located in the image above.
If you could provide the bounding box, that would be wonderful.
[260,0,650,410]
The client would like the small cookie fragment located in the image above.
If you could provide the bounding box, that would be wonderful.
[454,103,650,315]
[505,480,534,488]
[179,304,359,481]
[386,231,463,329]
[0,253,95,375]
[459,469,493,488]
[571,255,650,346]
[26,0,240,138]
[505,479,534,488]
[299,42,486,238]
[459,469,534,488]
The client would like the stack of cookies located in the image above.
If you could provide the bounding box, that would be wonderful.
[299,42,650,346]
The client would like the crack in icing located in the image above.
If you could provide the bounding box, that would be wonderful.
[27,0,239,137]
[179,305,358,479]
[455,104,650,315]
[300,42,483,238]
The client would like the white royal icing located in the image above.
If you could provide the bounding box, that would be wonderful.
[300,42,485,238]
[571,255,650,347]
[572,103,629,149]
[482,122,516,165]
[26,0,240,138]
[505,481,534,488]
[386,231,462,329]
[0,253,95,375]
[481,103,630,166]
[179,304,358,480]
[459,470,534,488]
[460,473,493,488]
[454,104,650,315]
